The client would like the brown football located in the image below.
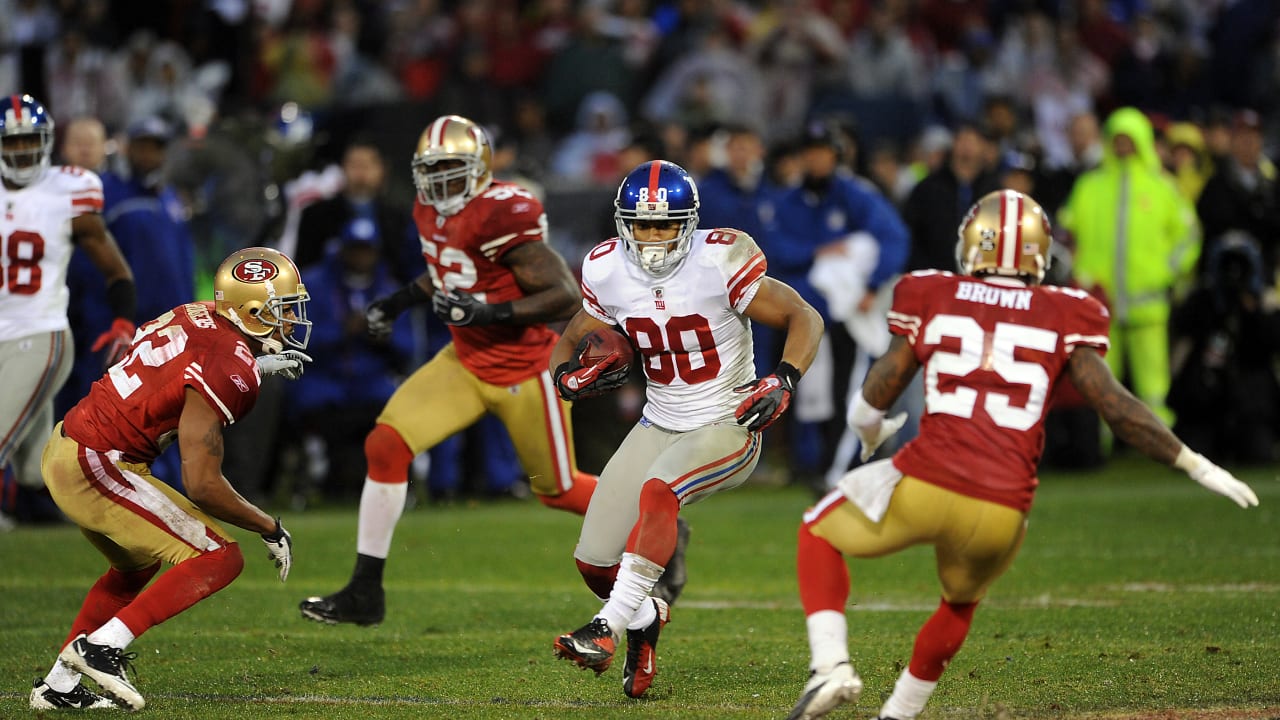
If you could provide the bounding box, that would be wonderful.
[579,328,635,371]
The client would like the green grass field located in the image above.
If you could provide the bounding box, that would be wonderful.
[3,456,1277,719]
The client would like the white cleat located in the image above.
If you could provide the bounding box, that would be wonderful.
[786,661,862,720]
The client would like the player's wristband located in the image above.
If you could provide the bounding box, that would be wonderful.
[105,278,137,322]
[849,390,886,429]
[775,361,801,392]
[1173,445,1203,473]
[489,301,514,324]
[385,282,430,315]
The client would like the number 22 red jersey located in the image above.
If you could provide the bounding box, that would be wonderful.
[887,271,1110,512]
[63,302,262,464]
[413,180,558,386]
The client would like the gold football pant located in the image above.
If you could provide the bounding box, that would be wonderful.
[805,475,1028,602]
[377,343,583,496]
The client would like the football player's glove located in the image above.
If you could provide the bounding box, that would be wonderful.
[734,362,801,432]
[431,288,513,327]
[91,318,136,368]
[256,350,312,381]
[366,282,429,338]
[848,390,908,462]
[555,352,629,402]
[261,517,293,583]
[1175,447,1259,508]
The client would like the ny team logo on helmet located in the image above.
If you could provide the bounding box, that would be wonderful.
[412,115,494,216]
[0,94,55,186]
[615,160,700,277]
[956,189,1052,284]
[214,247,311,353]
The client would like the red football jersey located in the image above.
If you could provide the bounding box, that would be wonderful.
[64,302,262,463]
[887,271,1110,511]
[413,180,558,386]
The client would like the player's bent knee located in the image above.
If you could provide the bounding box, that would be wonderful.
[575,558,619,600]
[365,423,413,484]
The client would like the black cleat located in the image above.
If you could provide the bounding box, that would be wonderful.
[29,679,116,710]
[553,617,618,674]
[299,583,385,626]
[622,597,670,698]
[651,517,690,605]
[58,635,144,711]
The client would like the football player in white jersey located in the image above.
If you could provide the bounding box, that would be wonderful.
[0,95,135,506]
[550,160,824,698]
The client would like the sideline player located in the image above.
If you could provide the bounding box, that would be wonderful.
[550,160,824,698]
[0,94,135,506]
[299,115,687,625]
[31,247,311,710]
[787,190,1259,720]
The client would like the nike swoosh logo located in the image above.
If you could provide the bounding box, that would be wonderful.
[643,655,653,674]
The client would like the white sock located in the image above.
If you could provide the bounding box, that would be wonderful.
[597,553,663,634]
[43,661,81,693]
[805,609,849,673]
[879,668,938,719]
[356,478,407,559]
[626,597,658,631]
[87,618,135,650]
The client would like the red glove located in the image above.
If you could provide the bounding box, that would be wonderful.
[91,318,136,367]
[555,351,628,401]
[733,362,801,432]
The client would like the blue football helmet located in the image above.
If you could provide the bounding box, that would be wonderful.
[614,160,700,277]
[0,94,55,186]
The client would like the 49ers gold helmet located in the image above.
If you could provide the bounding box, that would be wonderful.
[411,114,493,216]
[214,247,311,353]
[956,189,1053,284]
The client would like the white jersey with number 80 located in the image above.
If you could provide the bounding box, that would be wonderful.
[580,228,769,431]
[0,165,103,342]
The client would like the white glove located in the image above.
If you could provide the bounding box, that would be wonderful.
[261,518,293,582]
[1175,447,1260,509]
[256,350,312,380]
[848,390,908,463]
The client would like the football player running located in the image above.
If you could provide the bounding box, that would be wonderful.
[0,94,136,512]
[300,114,653,626]
[551,160,823,698]
[31,247,311,711]
[787,190,1260,720]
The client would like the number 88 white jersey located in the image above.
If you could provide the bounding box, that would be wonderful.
[580,228,768,432]
[0,165,103,341]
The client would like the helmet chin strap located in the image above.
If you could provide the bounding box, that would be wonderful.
[225,306,283,354]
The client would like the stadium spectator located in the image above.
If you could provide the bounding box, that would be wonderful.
[787,190,1259,720]
[902,123,1000,275]
[30,247,308,712]
[551,159,823,699]
[1058,107,1200,426]
[1195,109,1280,285]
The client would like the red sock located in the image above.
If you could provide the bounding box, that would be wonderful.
[115,545,244,639]
[797,522,849,615]
[575,559,619,600]
[908,598,979,681]
[538,470,597,515]
[623,479,679,564]
[63,562,161,649]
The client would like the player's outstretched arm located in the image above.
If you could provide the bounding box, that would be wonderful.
[177,388,279,535]
[1069,346,1259,508]
[502,241,582,324]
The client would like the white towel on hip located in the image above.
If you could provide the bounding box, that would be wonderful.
[836,457,904,523]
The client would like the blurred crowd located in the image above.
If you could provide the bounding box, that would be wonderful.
[4,0,1280,517]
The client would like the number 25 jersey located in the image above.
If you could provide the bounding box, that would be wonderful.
[64,302,262,463]
[888,271,1111,512]
[579,228,768,431]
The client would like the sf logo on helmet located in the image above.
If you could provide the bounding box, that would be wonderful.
[233,259,279,283]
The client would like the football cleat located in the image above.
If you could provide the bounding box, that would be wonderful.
[299,583,385,626]
[29,679,116,710]
[651,516,691,605]
[58,635,144,711]
[786,661,862,720]
[553,617,618,674]
[622,597,670,698]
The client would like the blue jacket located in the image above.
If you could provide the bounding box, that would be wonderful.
[697,168,779,244]
[762,174,909,319]
[288,252,415,415]
[101,172,196,322]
